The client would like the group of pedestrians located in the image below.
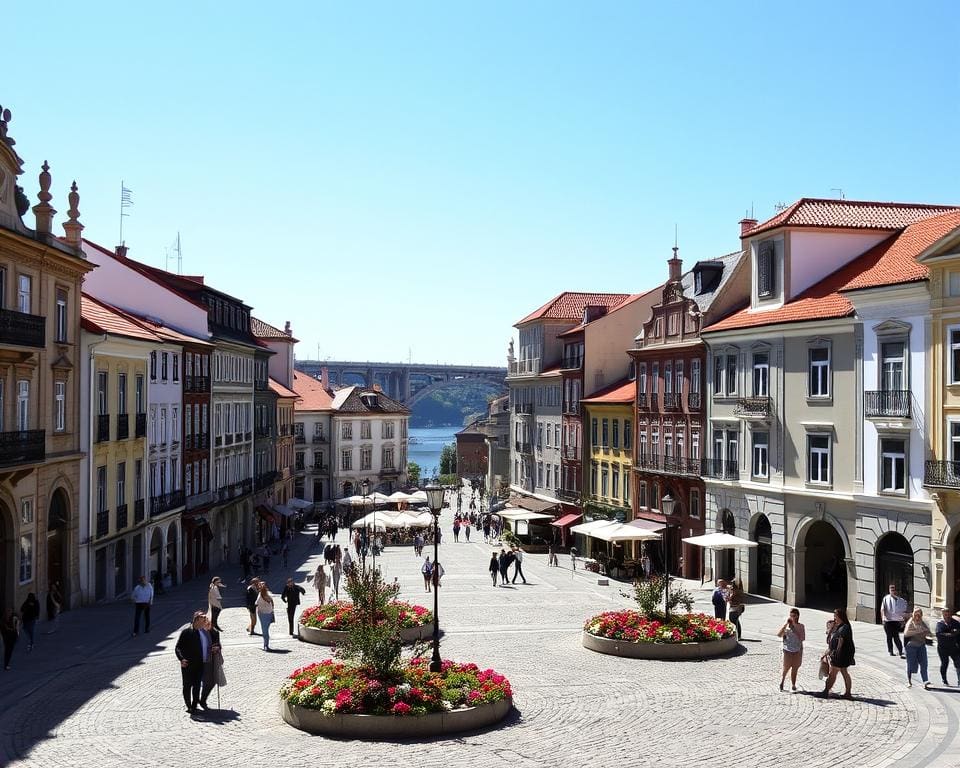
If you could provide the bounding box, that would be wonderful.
[1,586,60,670]
[880,583,960,688]
[711,579,746,638]
[488,546,526,586]
[420,556,444,591]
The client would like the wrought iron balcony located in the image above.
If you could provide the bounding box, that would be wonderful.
[0,307,45,348]
[924,460,960,488]
[116,414,130,440]
[864,390,911,418]
[562,403,580,416]
[562,445,580,460]
[116,504,128,531]
[96,414,110,443]
[687,391,702,411]
[184,375,211,393]
[312,434,327,443]
[508,358,541,377]
[244,431,252,442]
[96,510,109,538]
[150,489,185,516]
[663,393,681,411]
[734,396,771,419]
[0,429,45,466]
[294,434,306,444]
[186,489,215,510]
[135,413,147,438]
[134,498,145,524]
[701,457,740,480]
[311,461,328,472]
[637,392,650,411]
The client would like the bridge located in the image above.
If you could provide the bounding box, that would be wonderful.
[295,360,508,407]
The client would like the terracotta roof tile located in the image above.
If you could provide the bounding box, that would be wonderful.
[516,292,632,326]
[251,316,297,342]
[81,295,163,342]
[746,198,957,238]
[269,377,298,399]
[293,370,334,411]
[581,378,636,404]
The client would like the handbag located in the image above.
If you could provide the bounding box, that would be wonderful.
[268,612,275,625]
[818,654,830,680]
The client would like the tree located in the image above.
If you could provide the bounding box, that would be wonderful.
[439,443,458,475]
[407,462,421,486]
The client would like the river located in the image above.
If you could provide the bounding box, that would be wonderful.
[408,426,459,478]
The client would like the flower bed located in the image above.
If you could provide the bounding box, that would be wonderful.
[279,658,513,738]
[298,601,434,646]
[582,611,738,660]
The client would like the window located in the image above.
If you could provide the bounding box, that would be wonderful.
[55,289,68,342]
[150,352,157,381]
[601,419,609,447]
[753,353,769,397]
[160,408,167,444]
[880,438,906,493]
[651,427,660,458]
[97,465,107,512]
[19,535,32,583]
[639,480,647,508]
[690,488,701,519]
[17,274,31,314]
[342,422,353,440]
[173,354,179,382]
[135,460,143,500]
[612,465,620,500]
[135,375,144,413]
[638,364,647,394]
[117,373,127,415]
[950,329,960,384]
[545,424,551,448]
[590,463,598,495]
[951,421,960,462]
[650,482,659,510]
[651,363,659,394]
[555,424,560,446]
[691,430,700,460]
[624,474,631,504]
[545,464,552,489]
[664,362,673,394]
[383,446,394,469]
[639,430,647,460]
[726,355,737,395]
[664,431,673,458]
[691,359,701,393]
[591,418,598,447]
[161,352,168,381]
[880,342,905,391]
[809,347,831,397]
[624,420,632,451]
[54,381,65,432]
[537,423,543,448]
[20,498,33,524]
[714,354,737,396]
[612,419,620,449]
[808,434,831,484]
[360,446,372,471]
[752,431,769,478]
[757,240,775,298]
[97,372,108,416]
[537,462,544,487]
[600,464,609,496]
[676,430,685,460]
[17,379,29,430]
[675,360,683,395]
[361,421,371,440]
[117,462,126,506]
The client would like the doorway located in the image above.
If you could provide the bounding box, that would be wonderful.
[803,521,847,609]
[47,490,69,609]
[114,539,127,597]
[875,533,913,623]
[753,514,773,597]
[720,510,736,580]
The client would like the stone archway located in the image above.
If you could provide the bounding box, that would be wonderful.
[751,514,773,597]
[166,521,179,587]
[47,489,70,609]
[875,533,913,623]
[802,520,848,610]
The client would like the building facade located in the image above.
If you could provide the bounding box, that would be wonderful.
[292,370,333,505]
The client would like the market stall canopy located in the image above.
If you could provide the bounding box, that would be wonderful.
[591,523,661,542]
[408,490,428,503]
[569,520,620,537]
[371,492,393,505]
[335,495,373,507]
[628,518,666,532]
[551,513,583,528]
[387,491,416,503]
[287,498,313,510]
[682,532,758,550]
[387,511,434,528]
[498,509,554,522]
[273,505,296,518]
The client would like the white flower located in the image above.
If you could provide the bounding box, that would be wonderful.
[441,700,454,711]
[321,700,337,715]
[397,683,412,695]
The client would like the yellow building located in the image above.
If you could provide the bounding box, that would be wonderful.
[580,379,635,558]
[919,213,960,611]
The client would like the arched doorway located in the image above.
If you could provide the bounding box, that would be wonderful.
[47,490,70,609]
[166,522,178,587]
[752,514,773,597]
[149,527,164,592]
[875,533,913,623]
[803,521,847,609]
[720,510,736,580]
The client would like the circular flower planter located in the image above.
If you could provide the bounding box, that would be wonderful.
[582,611,738,660]
[299,601,433,646]
[299,622,435,646]
[280,696,512,739]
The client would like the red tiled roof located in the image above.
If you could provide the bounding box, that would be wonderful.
[292,370,334,411]
[706,210,960,333]
[269,377,298,399]
[745,198,957,238]
[516,292,632,326]
[556,291,658,338]
[251,316,297,342]
[81,295,162,342]
[581,378,636,404]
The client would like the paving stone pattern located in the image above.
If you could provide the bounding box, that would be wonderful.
[1,493,959,767]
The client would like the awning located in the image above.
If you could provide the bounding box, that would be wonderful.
[287,498,313,510]
[273,505,296,518]
[682,532,758,550]
[257,506,278,523]
[569,520,620,537]
[592,523,661,542]
[551,513,583,528]
[628,518,667,532]
[510,495,559,513]
[499,509,554,522]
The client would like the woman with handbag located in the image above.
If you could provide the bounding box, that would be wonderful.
[903,607,933,689]
[255,582,275,651]
[726,580,745,640]
[821,607,855,699]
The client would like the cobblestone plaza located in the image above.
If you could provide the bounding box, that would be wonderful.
[2,506,959,768]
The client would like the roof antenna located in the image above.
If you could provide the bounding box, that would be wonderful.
[119,181,133,245]
[165,232,183,273]
[830,187,845,200]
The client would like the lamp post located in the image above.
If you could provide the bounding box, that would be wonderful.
[425,483,445,673]
[660,493,675,621]
[361,479,370,572]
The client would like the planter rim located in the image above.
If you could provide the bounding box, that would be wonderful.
[582,630,739,660]
[299,621,435,646]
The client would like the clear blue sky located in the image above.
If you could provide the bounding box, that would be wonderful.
[6,2,958,366]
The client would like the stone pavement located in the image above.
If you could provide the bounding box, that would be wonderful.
[2,495,960,768]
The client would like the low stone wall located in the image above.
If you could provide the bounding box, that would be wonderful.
[299,622,435,646]
[280,696,512,739]
[581,631,739,660]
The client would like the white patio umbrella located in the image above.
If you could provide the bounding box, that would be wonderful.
[387,491,416,504]
[591,523,661,543]
[569,519,620,537]
[682,532,758,585]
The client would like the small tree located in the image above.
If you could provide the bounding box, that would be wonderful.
[407,462,421,486]
[439,443,458,475]
[622,576,694,620]
[336,568,404,678]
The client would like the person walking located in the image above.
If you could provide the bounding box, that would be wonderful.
[174,611,207,713]
[331,557,343,602]
[880,583,908,658]
[777,608,806,691]
[413,533,424,557]
[726,580,745,639]
[1,608,20,670]
[45,581,61,634]
[465,522,471,542]
[256,583,275,650]
[711,580,728,620]
[452,520,461,543]
[641,552,652,580]
[821,607,855,699]
[547,543,558,567]
[935,607,960,686]
[132,575,154,637]
[313,563,327,605]
[488,551,499,586]
[281,577,307,637]
[511,547,528,584]
[280,540,289,568]
[421,556,433,592]
[341,547,353,576]
[198,615,223,711]
[498,549,510,586]
[19,593,40,652]
[904,607,933,689]
[207,577,226,632]
[245,578,260,635]
[432,560,445,589]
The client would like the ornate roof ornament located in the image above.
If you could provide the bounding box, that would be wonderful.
[33,161,56,234]
[63,180,84,247]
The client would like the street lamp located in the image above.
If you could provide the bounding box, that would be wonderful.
[425,483,445,673]
[361,479,370,572]
[660,493,675,621]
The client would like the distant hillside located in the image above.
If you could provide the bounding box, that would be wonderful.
[410,379,504,428]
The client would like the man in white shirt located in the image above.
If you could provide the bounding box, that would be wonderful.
[132,575,154,637]
[880,583,908,658]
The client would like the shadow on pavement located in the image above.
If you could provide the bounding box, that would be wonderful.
[794,691,898,707]
[193,708,242,724]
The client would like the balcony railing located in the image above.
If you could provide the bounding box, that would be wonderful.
[312,462,328,472]
[687,391,702,411]
[701,457,740,480]
[865,390,911,419]
[662,393,681,411]
[96,510,109,539]
[116,503,128,531]
[924,460,960,488]
[508,358,541,377]
[186,489,215,510]
[562,445,580,460]
[116,414,130,440]
[135,413,146,438]
[561,357,583,370]
[734,396,771,419]
[637,392,650,411]
[312,434,327,443]
[514,440,533,454]
[294,434,306,444]
[0,429,45,466]
[134,498,145,524]
[150,489,185,516]
[96,414,110,443]
[562,403,580,416]
[295,462,306,472]
[637,454,700,476]
[184,375,210,393]
[244,431,252,442]
[0,307,45,348]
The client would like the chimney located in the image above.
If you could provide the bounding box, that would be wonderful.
[668,245,682,282]
[320,366,329,387]
[115,244,128,258]
[739,218,758,237]
[284,321,292,336]
[373,383,382,393]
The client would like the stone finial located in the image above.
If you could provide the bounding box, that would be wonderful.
[0,106,12,144]
[32,160,56,234]
[62,180,84,247]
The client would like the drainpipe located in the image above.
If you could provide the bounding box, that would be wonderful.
[83,334,108,605]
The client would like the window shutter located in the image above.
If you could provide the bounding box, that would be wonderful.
[758,241,775,298]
